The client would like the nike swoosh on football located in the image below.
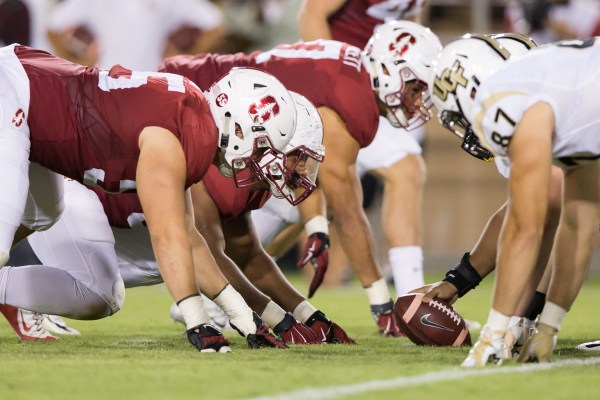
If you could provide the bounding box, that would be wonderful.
[420,314,453,331]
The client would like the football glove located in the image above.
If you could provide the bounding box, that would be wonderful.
[461,325,505,367]
[231,312,288,349]
[305,310,356,344]
[516,322,558,363]
[273,313,321,344]
[186,324,232,353]
[297,232,329,298]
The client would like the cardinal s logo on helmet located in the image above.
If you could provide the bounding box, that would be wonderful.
[390,33,417,57]
[249,95,280,124]
[215,93,228,107]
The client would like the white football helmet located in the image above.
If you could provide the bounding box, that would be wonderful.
[256,92,325,206]
[362,20,442,129]
[205,67,297,190]
[429,33,536,160]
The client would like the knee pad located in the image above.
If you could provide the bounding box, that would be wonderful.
[21,194,65,232]
[108,277,126,315]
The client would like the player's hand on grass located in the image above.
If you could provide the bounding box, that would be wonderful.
[297,232,329,298]
[410,281,459,305]
[232,312,288,349]
[186,324,232,353]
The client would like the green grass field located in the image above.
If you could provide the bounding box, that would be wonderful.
[1,274,599,400]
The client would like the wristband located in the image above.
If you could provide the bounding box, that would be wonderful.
[304,215,328,236]
[442,252,482,297]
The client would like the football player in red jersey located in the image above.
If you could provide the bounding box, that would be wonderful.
[296,1,430,306]
[5,92,350,345]
[0,44,297,351]
[159,20,440,337]
[298,0,426,48]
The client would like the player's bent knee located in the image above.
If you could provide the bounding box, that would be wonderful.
[21,202,64,232]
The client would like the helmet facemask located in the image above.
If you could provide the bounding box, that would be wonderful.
[377,64,433,130]
[439,110,494,161]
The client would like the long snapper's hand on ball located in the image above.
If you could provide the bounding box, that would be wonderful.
[410,281,459,305]
[297,232,329,298]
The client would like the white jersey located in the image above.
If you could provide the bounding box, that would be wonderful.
[471,38,600,169]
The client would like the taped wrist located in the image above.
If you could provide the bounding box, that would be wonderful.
[442,252,482,297]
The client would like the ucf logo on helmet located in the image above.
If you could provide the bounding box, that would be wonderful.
[432,60,468,101]
[248,95,279,124]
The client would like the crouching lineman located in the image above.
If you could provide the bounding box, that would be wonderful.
[0,52,297,352]
[429,34,600,366]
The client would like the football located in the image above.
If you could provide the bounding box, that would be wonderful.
[393,293,471,346]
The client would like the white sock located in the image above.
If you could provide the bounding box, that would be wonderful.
[364,278,391,306]
[260,301,287,328]
[486,308,511,332]
[539,301,567,331]
[389,246,424,297]
[293,300,318,324]
[213,284,255,336]
[177,295,209,330]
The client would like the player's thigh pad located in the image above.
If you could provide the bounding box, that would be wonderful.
[27,179,124,312]
[22,163,65,231]
[356,116,423,177]
[251,196,300,246]
[113,225,164,288]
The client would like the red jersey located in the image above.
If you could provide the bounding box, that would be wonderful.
[94,166,270,228]
[329,0,426,48]
[160,40,379,148]
[202,166,271,221]
[16,45,217,193]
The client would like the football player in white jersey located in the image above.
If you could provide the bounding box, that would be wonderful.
[430,34,600,367]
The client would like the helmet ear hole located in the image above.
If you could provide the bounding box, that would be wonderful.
[234,123,243,139]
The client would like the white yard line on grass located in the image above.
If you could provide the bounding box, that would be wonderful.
[246,357,600,400]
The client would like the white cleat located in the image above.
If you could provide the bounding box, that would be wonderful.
[461,325,505,367]
[43,314,81,336]
[576,340,600,352]
[0,305,59,341]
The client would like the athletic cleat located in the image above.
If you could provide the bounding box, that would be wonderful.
[0,305,59,341]
[305,310,356,344]
[576,340,600,351]
[516,322,558,363]
[186,324,232,353]
[240,312,288,349]
[43,314,81,336]
[371,301,405,337]
[272,313,321,344]
[461,325,505,367]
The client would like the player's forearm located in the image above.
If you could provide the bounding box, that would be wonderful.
[190,229,229,298]
[332,203,381,285]
[493,219,543,315]
[152,234,198,300]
